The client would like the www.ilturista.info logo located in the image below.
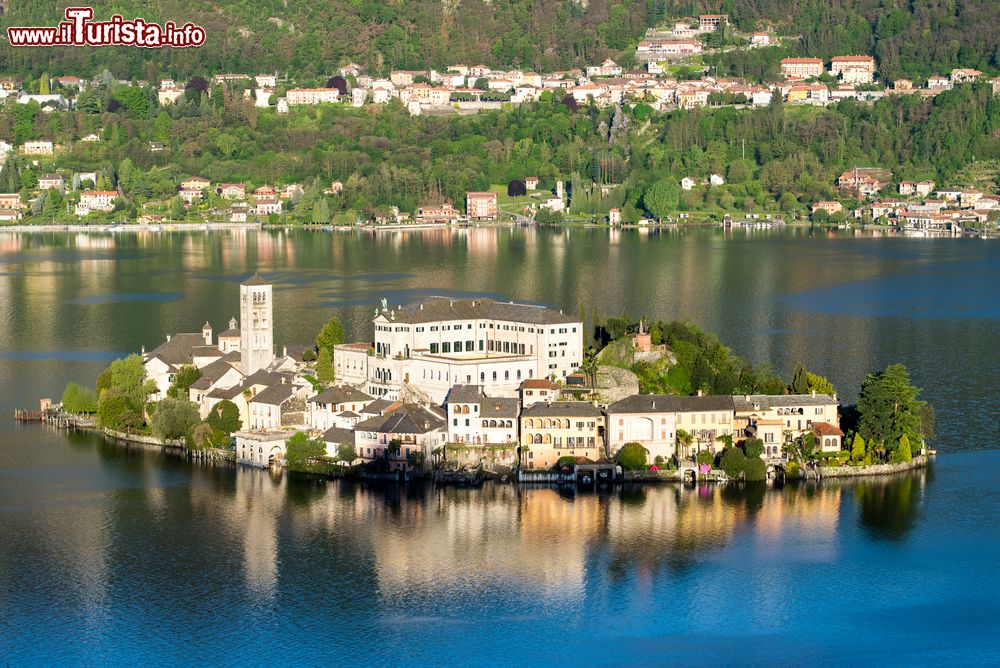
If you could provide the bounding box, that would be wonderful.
[7,7,205,48]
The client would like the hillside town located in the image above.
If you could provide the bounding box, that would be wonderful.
[1,13,999,231]
[137,275,845,475]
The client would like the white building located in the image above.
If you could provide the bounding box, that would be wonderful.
[334,297,583,404]
[307,385,376,431]
[286,88,340,105]
[240,274,274,376]
[606,395,678,462]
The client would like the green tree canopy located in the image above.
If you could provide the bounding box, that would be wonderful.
[151,397,200,441]
[206,399,242,434]
[167,365,201,399]
[285,432,327,471]
[316,317,345,353]
[61,382,98,413]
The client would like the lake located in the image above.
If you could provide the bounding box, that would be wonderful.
[1,227,998,665]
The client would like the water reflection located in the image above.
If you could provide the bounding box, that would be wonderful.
[852,468,930,542]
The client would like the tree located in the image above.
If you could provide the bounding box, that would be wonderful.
[316,317,345,354]
[743,437,764,459]
[189,422,217,450]
[206,399,241,434]
[791,363,810,394]
[850,433,867,463]
[105,354,156,407]
[284,432,326,471]
[894,433,913,463]
[642,179,680,220]
[61,382,98,413]
[152,111,172,141]
[507,179,526,196]
[111,86,150,118]
[97,391,144,432]
[676,429,694,459]
[316,347,334,382]
[167,365,201,398]
[617,442,648,470]
[857,363,925,457]
[151,397,200,441]
[788,431,817,463]
[326,76,348,95]
[806,372,836,396]
[336,441,357,464]
[720,446,747,478]
[185,76,210,102]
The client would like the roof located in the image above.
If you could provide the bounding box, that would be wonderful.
[249,383,295,406]
[354,404,445,434]
[380,297,577,326]
[242,273,269,286]
[520,401,602,418]
[218,327,240,338]
[521,379,558,390]
[733,393,837,410]
[322,426,355,444]
[362,398,402,415]
[188,357,241,390]
[813,422,844,437]
[144,333,206,367]
[608,394,736,414]
[191,345,223,358]
[309,385,375,405]
[446,384,486,404]
[481,398,519,419]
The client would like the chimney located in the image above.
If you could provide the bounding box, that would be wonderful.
[141,345,145,355]
[811,389,816,397]
[283,345,288,357]
[419,304,424,310]
[166,334,171,342]
[697,389,703,397]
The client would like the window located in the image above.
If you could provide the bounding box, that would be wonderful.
[430,343,438,354]
[442,342,451,353]
[465,419,469,426]
[466,341,474,351]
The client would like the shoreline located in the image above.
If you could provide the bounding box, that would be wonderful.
[0,220,992,237]
[39,419,932,486]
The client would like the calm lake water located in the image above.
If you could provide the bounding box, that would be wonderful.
[1,227,998,665]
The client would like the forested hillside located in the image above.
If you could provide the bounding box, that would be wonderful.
[5,81,999,223]
[1,1,998,81]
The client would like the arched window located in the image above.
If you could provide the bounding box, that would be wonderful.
[492,371,497,381]
[490,420,497,428]
[480,372,485,382]
[504,370,509,381]
[517,370,521,380]
[543,433,552,444]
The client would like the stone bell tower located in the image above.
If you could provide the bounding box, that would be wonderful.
[240,273,274,376]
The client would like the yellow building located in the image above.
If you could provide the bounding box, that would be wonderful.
[519,401,605,468]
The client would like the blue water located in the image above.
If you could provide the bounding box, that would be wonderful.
[1,228,998,665]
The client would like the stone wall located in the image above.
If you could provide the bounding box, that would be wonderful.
[817,455,928,478]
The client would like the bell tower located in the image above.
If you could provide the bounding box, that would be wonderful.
[240,273,274,376]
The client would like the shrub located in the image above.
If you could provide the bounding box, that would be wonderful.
[696,449,715,466]
[785,461,801,478]
[556,455,578,470]
[617,442,648,470]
